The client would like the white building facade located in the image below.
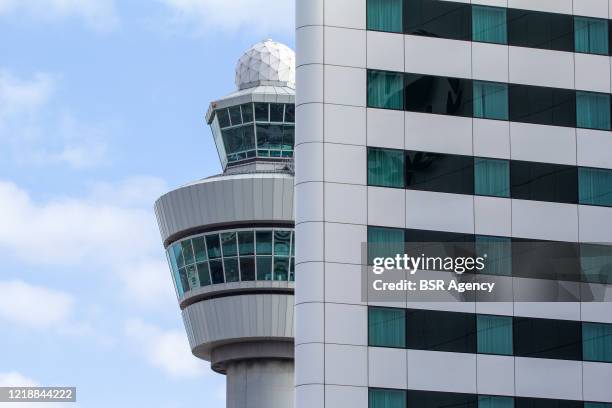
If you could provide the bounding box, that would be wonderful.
[295,1,612,408]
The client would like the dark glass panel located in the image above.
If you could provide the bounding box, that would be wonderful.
[273,256,289,281]
[192,237,207,262]
[241,103,254,123]
[178,267,189,294]
[282,125,294,150]
[370,388,407,408]
[239,257,256,281]
[270,103,284,122]
[238,231,255,255]
[255,102,269,121]
[513,316,582,360]
[507,9,574,52]
[196,262,211,286]
[406,151,474,195]
[205,235,222,259]
[256,256,272,280]
[284,104,295,122]
[508,84,576,128]
[221,232,238,257]
[181,240,194,265]
[229,105,242,126]
[407,390,478,408]
[406,309,477,353]
[274,230,291,256]
[224,258,239,282]
[405,74,473,117]
[256,231,273,255]
[209,260,224,284]
[516,398,582,408]
[405,0,472,41]
[256,124,283,150]
[216,108,230,128]
[510,161,578,204]
[222,125,256,155]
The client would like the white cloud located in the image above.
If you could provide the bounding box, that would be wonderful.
[0,0,118,31]
[0,70,111,169]
[124,319,206,378]
[158,0,294,36]
[0,280,74,327]
[0,179,174,308]
[0,372,38,387]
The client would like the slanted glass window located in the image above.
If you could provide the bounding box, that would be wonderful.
[240,103,253,123]
[575,17,609,55]
[368,147,405,188]
[369,388,407,408]
[192,237,207,262]
[406,151,474,195]
[510,161,578,204]
[579,167,612,207]
[217,108,230,128]
[583,322,612,362]
[221,232,238,257]
[209,260,224,284]
[474,158,510,197]
[256,231,273,255]
[181,240,194,265]
[229,105,242,126]
[367,226,405,264]
[477,315,513,355]
[367,0,403,33]
[185,264,199,290]
[284,104,295,122]
[472,6,507,44]
[576,91,611,130]
[367,70,404,110]
[206,235,222,259]
[238,231,255,255]
[479,396,514,408]
[514,317,582,360]
[509,84,576,128]
[197,262,211,286]
[580,243,612,284]
[473,81,508,120]
[405,0,472,41]
[270,103,284,122]
[507,9,574,52]
[406,309,477,353]
[254,103,269,121]
[405,74,473,117]
[368,307,406,348]
[476,236,512,276]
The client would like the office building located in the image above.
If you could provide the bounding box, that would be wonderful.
[295,1,612,408]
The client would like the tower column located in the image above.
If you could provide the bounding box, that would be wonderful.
[226,359,294,408]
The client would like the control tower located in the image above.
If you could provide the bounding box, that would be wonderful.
[154,39,296,408]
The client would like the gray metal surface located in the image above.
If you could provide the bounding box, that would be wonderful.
[155,173,294,245]
[182,293,294,361]
[226,359,294,408]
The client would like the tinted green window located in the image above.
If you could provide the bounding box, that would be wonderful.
[178,267,189,294]
[474,158,510,197]
[274,230,291,256]
[192,237,207,262]
[585,403,612,408]
[473,81,508,120]
[173,243,185,269]
[206,235,222,259]
[256,256,272,280]
[580,243,612,284]
[368,147,405,188]
[209,260,224,284]
[181,240,194,265]
[254,103,268,121]
[285,104,295,122]
[369,307,406,348]
[575,17,609,55]
[274,257,289,281]
[576,91,611,130]
[238,231,255,255]
[224,258,239,282]
[367,0,403,33]
[222,126,256,155]
[583,322,612,362]
[367,226,405,264]
[240,257,256,281]
[579,167,612,207]
[229,105,242,126]
[367,70,404,110]
[217,109,230,128]
[479,396,514,408]
[472,6,507,44]
[369,388,406,408]
[197,262,211,286]
[185,264,199,290]
[476,236,512,276]
[477,315,513,355]
[241,103,253,123]
[256,124,282,149]
[270,103,284,122]
[256,231,273,255]
[221,232,238,257]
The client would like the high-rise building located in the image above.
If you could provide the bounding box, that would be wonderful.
[295,1,612,408]
[154,39,296,408]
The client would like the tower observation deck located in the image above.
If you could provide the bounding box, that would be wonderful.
[154,39,296,408]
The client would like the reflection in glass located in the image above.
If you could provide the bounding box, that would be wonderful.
[240,257,256,281]
[224,258,239,282]
[274,256,289,280]
[197,262,211,286]
[206,235,222,258]
[256,231,273,255]
[238,231,255,255]
[210,260,224,284]
[192,237,207,262]
[221,232,238,257]
[257,256,272,280]
[270,103,284,122]
[274,230,291,256]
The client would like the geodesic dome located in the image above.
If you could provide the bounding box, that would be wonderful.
[235,39,296,90]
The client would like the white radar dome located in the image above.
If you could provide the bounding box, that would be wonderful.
[235,39,295,90]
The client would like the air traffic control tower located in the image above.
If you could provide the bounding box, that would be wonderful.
[154,40,296,408]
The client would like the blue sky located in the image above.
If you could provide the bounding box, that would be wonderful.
[0,1,294,407]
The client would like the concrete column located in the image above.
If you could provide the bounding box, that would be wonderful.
[226,359,294,408]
